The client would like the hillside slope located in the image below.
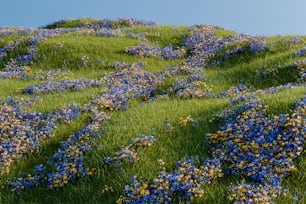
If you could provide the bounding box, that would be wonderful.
[0,18,306,203]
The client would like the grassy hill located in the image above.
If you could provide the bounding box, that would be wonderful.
[0,18,305,203]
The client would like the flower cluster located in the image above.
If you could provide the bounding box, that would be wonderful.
[0,27,35,36]
[146,62,212,101]
[183,25,225,67]
[140,26,269,101]
[0,30,76,80]
[127,33,146,40]
[161,64,202,78]
[298,70,306,83]
[161,45,186,60]
[287,60,306,83]
[163,118,175,133]
[125,43,161,58]
[117,157,223,203]
[8,59,165,193]
[288,37,304,47]
[46,112,110,189]
[7,164,46,192]
[34,68,71,81]
[255,68,278,78]
[37,28,82,37]
[110,61,129,69]
[290,190,306,202]
[166,73,208,99]
[101,185,115,193]
[178,86,206,99]
[8,111,110,192]
[218,80,304,106]
[23,79,104,94]
[0,36,43,63]
[219,84,248,98]
[212,34,269,65]
[1,66,70,81]
[43,19,155,38]
[91,66,162,111]
[102,134,156,167]
[95,28,122,37]
[0,38,25,60]
[81,18,156,30]
[179,115,195,126]
[7,62,165,192]
[6,36,45,66]
[294,46,306,57]
[80,55,90,66]
[0,97,81,175]
[182,26,269,67]
[207,96,306,202]
[1,25,121,81]
[126,43,185,60]
[13,46,38,66]
[111,61,146,70]
[0,36,43,79]
[228,181,284,203]
[0,65,30,79]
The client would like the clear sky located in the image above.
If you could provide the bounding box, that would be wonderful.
[1,0,306,36]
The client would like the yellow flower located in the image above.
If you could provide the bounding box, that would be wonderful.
[287,165,297,174]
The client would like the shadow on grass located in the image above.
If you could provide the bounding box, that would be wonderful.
[208,61,299,91]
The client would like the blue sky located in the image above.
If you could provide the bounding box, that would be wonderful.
[1,0,306,36]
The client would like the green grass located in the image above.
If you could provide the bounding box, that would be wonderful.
[0,22,306,203]
[125,25,190,47]
[29,87,106,112]
[0,36,33,68]
[213,27,236,39]
[33,34,182,77]
[205,43,302,92]
[261,87,306,114]
[43,18,101,29]
[1,89,305,204]
[0,79,36,97]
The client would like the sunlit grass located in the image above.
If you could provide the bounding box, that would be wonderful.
[0,23,306,204]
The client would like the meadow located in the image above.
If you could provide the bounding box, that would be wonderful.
[0,18,305,203]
